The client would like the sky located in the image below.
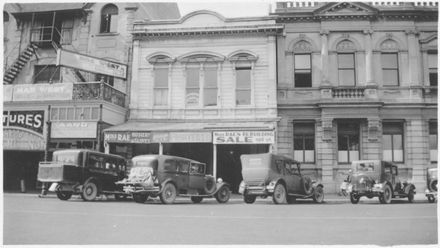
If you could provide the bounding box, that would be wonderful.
[177,0,275,18]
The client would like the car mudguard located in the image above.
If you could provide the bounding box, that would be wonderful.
[158,178,176,194]
[212,182,230,195]
[404,183,416,195]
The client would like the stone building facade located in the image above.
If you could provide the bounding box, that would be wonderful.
[273,2,438,192]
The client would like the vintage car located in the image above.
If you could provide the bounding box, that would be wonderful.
[341,160,416,204]
[116,155,231,204]
[425,168,437,203]
[37,149,127,201]
[238,153,324,204]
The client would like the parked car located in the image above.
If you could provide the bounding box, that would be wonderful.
[238,153,324,204]
[37,149,127,201]
[340,160,416,204]
[116,155,231,204]
[425,168,437,203]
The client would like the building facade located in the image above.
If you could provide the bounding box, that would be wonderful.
[2,2,180,191]
[273,2,438,192]
[104,10,282,192]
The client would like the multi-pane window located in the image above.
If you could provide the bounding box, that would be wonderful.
[382,53,399,86]
[236,66,251,105]
[154,68,169,106]
[50,107,99,121]
[382,122,404,163]
[337,53,356,86]
[338,123,360,163]
[186,66,200,106]
[293,123,315,163]
[61,19,74,45]
[428,52,438,86]
[34,65,60,84]
[294,54,312,87]
[429,122,437,162]
[203,66,218,106]
[100,4,118,33]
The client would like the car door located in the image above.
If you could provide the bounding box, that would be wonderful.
[289,163,302,194]
[188,163,206,191]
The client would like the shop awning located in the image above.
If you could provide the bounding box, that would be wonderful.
[104,121,275,132]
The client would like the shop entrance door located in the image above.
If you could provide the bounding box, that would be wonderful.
[216,144,268,193]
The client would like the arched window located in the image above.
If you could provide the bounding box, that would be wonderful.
[380,39,399,86]
[336,40,357,86]
[293,41,313,88]
[229,52,257,106]
[100,4,118,33]
[148,55,174,106]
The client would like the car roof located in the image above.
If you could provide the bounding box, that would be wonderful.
[132,154,203,164]
[53,149,125,159]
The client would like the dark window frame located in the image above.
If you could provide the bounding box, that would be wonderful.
[294,53,312,88]
[381,52,400,86]
[382,122,404,163]
[100,4,118,33]
[337,53,356,86]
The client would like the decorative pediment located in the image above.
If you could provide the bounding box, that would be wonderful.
[293,40,313,53]
[314,2,378,16]
[420,33,437,51]
[380,39,399,51]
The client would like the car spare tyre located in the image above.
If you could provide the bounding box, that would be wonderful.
[204,177,216,194]
[429,179,438,192]
[301,177,313,195]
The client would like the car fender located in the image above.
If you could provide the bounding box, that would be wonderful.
[267,178,285,192]
[213,182,230,195]
[158,178,176,194]
[312,182,324,189]
[404,183,416,195]
[82,177,102,193]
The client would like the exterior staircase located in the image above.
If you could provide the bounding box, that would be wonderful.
[3,43,39,84]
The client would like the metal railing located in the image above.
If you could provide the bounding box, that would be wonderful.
[72,82,126,107]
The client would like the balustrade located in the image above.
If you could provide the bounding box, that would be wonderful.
[332,88,365,98]
[73,82,125,107]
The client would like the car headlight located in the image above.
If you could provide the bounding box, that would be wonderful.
[425,189,430,194]
[217,178,223,183]
[373,183,383,189]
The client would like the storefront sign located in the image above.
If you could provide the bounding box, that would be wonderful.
[169,132,212,143]
[3,128,46,150]
[213,131,275,144]
[3,85,13,102]
[57,49,127,79]
[12,83,73,101]
[104,131,152,143]
[3,110,45,134]
[51,121,97,138]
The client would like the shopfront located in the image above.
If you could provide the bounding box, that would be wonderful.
[104,124,276,193]
[3,110,47,191]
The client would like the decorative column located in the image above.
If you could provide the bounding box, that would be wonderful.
[320,30,330,86]
[321,117,333,141]
[406,29,420,86]
[129,39,140,109]
[367,117,380,142]
[364,29,375,86]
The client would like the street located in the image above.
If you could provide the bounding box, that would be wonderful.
[3,193,438,245]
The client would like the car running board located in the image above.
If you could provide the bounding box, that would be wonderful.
[287,193,313,198]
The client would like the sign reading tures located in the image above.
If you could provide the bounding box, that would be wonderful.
[3,110,46,150]
[213,131,275,144]
[57,49,127,79]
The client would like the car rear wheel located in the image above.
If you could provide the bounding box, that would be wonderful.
[81,181,98,201]
[191,196,203,203]
[427,195,436,203]
[312,185,324,203]
[160,183,177,204]
[272,183,287,204]
[407,188,415,203]
[350,193,360,204]
[56,191,72,201]
[215,186,231,203]
[380,185,392,204]
[133,194,148,203]
[244,194,256,204]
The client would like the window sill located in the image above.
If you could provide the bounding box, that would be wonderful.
[95,32,119,37]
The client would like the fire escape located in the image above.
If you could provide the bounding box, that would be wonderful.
[3,10,86,84]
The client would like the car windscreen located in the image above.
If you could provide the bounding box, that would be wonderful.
[353,162,375,172]
[53,151,81,165]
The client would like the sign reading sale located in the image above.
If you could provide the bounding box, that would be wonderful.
[213,131,275,144]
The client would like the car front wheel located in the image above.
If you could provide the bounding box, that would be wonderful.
[379,185,392,204]
[272,183,287,204]
[81,181,98,201]
[427,195,436,203]
[56,191,72,201]
[215,186,231,203]
[312,186,324,203]
[244,194,256,204]
[350,193,360,204]
[160,183,177,204]
[407,188,415,203]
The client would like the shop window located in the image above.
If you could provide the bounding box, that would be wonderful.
[34,65,60,84]
[186,66,200,106]
[100,4,118,33]
[338,123,360,163]
[154,67,169,106]
[293,122,315,163]
[203,66,218,106]
[382,53,399,86]
[59,108,67,120]
[337,53,356,86]
[235,66,251,105]
[294,54,312,87]
[382,122,404,163]
[428,52,438,87]
[91,107,99,119]
[95,74,114,86]
[67,108,74,120]
[429,122,437,163]
[50,108,59,120]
